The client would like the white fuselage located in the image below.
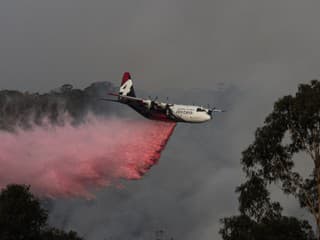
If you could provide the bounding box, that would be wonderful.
[169,104,212,123]
[140,99,212,123]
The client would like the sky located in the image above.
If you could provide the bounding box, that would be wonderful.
[1,0,320,239]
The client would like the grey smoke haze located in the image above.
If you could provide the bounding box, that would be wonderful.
[1,0,320,239]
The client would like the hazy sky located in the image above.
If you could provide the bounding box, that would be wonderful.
[1,0,320,239]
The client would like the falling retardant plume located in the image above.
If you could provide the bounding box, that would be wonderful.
[0,83,176,198]
[0,117,176,198]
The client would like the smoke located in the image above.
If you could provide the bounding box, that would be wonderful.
[0,82,117,130]
[0,83,176,198]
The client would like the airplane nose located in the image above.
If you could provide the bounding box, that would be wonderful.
[204,112,212,121]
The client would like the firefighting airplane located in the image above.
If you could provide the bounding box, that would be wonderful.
[101,72,224,123]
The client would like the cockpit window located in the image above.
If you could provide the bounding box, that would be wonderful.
[196,108,206,112]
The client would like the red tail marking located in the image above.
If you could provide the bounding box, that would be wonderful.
[121,72,131,85]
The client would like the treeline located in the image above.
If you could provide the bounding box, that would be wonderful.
[0,184,175,240]
[0,82,115,131]
[0,184,83,240]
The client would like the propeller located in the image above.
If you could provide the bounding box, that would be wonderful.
[148,96,158,103]
[207,107,225,116]
[212,107,225,112]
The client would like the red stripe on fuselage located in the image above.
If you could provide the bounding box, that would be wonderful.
[149,113,174,122]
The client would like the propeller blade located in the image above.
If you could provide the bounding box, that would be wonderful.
[212,108,225,113]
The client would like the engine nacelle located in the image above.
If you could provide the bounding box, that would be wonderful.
[144,100,152,109]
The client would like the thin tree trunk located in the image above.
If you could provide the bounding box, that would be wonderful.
[315,152,320,240]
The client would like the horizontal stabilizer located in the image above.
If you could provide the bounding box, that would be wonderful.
[108,93,144,103]
[99,98,120,103]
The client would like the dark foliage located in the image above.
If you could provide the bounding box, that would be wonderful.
[221,80,320,239]
[0,184,47,240]
[0,184,83,240]
[220,214,315,240]
[41,228,83,240]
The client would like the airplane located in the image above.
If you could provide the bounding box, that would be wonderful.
[101,72,224,123]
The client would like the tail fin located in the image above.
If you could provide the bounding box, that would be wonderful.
[119,72,136,97]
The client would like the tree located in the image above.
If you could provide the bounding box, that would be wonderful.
[0,184,47,239]
[41,228,83,240]
[220,206,315,240]
[220,80,320,239]
[0,184,83,240]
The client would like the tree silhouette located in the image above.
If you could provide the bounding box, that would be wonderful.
[221,80,320,239]
[0,184,83,240]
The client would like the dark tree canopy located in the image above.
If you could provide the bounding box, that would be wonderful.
[0,184,47,240]
[40,229,83,240]
[0,184,83,240]
[220,214,315,240]
[221,80,320,239]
